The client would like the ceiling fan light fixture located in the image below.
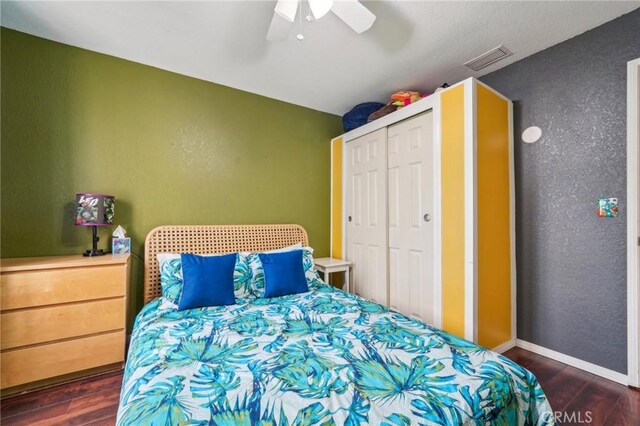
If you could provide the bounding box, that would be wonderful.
[309,0,334,19]
[267,0,376,41]
[274,0,299,23]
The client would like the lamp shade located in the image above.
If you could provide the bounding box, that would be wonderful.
[74,193,115,226]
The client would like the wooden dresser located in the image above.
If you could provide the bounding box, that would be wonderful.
[0,254,130,395]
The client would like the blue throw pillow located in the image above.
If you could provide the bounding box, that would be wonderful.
[259,250,309,298]
[178,253,237,310]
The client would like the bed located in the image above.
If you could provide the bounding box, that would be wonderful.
[116,224,554,425]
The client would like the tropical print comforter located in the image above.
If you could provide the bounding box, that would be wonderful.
[117,280,554,425]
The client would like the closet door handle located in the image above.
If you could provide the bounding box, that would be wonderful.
[423,214,431,222]
[348,216,353,222]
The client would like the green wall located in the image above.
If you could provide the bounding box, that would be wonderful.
[1,28,342,322]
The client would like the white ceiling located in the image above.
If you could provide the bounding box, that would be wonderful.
[2,1,638,115]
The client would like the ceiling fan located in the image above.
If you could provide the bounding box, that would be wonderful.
[267,0,376,41]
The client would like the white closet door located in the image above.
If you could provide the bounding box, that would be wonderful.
[387,111,435,324]
[345,128,388,305]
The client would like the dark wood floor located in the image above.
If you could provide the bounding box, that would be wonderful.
[1,348,638,425]
[503,347,640,425]
[1,370,122,425]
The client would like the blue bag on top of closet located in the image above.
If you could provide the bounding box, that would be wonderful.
[342,102,385,132]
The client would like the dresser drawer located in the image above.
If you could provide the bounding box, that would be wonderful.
[1,265,125,310]
[1,330,125,389]
[1,298,125,350]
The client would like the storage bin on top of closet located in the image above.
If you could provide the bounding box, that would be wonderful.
[329,77,515,351]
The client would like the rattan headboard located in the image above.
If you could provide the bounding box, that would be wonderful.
[143,224,309,304]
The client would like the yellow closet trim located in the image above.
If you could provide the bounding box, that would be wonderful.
[476,84,512,348]
[330,137,343,259]
[440,85,466,337]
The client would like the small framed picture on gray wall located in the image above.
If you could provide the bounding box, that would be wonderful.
[597,198,618,218]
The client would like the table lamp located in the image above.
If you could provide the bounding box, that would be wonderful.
[74,193,115,256]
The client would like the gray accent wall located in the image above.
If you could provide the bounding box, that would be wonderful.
[481,8,640,374]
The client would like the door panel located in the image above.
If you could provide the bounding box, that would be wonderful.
[345,128,388,305]
[387,112,435,323]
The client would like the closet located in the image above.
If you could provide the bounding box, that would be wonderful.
[345,112,435,324]
[331,78,515,351]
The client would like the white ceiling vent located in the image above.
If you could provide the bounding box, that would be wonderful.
[464,45,513,72]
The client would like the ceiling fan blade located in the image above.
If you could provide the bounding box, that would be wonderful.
[267,13,293,41]
[274,0,299,23]
[309,0,334,19]
[331,0,376,34]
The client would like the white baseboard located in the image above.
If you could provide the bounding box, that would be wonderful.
[516,339,628,386]
[492,339,517,354]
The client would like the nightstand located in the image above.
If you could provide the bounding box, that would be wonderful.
[314,257,352,293]
[0,254,130,396]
